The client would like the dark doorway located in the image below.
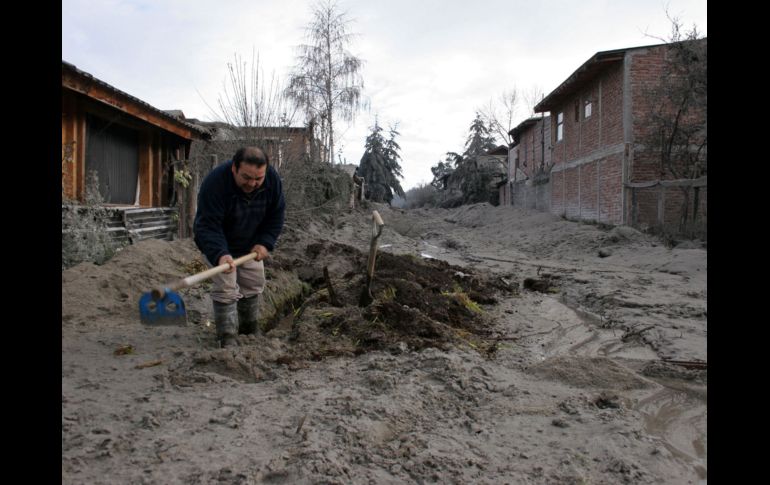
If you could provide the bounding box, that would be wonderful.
[85,114,139,204]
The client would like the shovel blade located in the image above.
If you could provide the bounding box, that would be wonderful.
[139,290,188,326]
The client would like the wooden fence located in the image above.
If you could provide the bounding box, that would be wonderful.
[627,176,707,238]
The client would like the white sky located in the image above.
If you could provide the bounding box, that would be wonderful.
[62,0,706,190]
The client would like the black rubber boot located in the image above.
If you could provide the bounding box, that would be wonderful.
[213,301,239,348]
[237,295,260,335]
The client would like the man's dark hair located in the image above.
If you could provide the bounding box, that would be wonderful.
[233,147,269,170]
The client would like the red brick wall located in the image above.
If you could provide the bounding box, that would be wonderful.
[550,62,624,169]
[580,87,600,154]
[563,166,579,218]
[518,118,551,179]
[600,63,624,147]
[551,170,564,214]
[550,155,622,224]
[547,61,624,224]
[579,161,599,221]
[628,46,668,183]
[598,154,623,224]
[632,184,706,231]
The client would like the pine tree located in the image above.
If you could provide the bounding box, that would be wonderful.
[455,114,498,204]
[358,120,404,204]
[462,112,498,160]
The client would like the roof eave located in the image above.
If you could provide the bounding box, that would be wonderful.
[534,42,669,113]
[62,61,210,140]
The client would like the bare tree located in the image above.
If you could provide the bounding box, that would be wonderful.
[205,49,298,135]
[286,0,365,164]
[523,85,544,118]
[479,87,519,148]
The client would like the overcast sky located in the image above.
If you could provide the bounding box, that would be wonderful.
[62,0,706,190]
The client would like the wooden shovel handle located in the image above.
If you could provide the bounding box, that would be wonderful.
[366,210,386,280]
[152,252,258,299]
[372,210,384,227]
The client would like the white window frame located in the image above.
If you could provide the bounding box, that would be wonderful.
[584,99,592,119]
[556,112,564,142]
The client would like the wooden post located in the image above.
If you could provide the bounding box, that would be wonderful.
[188,171,199,238]
[657,184,665,226]
[177,180,187,238]
[692,186,700,223]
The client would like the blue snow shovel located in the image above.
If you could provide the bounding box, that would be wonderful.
[139,252,259,326]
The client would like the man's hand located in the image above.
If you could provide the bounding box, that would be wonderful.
[251,244,269,261]
[218,254,236,273]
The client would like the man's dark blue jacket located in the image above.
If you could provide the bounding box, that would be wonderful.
[193,160,285,266]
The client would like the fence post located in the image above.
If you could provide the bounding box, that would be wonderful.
[177,182,187,239]
[657,184,665,226]
[188,171,199,238]
[693,186,700,223]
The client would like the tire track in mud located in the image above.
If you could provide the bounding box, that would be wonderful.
[412,221,707,483]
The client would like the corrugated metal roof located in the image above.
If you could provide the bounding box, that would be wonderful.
[62,61,209,138]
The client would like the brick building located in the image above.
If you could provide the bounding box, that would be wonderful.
[186,121,314,171]
[533,40,706,232]
[505,115,552,210]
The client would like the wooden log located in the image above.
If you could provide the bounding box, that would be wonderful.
[324,266,341,307]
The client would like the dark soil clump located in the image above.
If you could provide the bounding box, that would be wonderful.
[271,240,518,361]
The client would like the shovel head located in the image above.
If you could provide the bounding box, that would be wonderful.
[139,290,187,326]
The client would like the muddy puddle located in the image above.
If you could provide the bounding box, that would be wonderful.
[636,385,707,482]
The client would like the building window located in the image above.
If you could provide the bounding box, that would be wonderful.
[556,112,563,141]
[584,99,592,118]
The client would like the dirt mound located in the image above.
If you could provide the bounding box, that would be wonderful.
[62,238,202,328]
[268,240,518,361]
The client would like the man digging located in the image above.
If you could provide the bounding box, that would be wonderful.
[193,146,286,348]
